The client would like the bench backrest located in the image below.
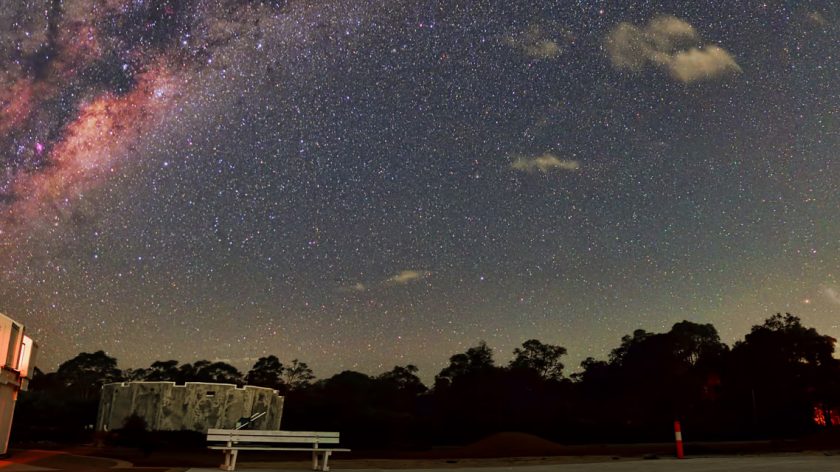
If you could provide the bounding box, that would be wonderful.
[207,429,341,445]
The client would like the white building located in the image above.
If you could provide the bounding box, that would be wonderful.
[0,313,38,455]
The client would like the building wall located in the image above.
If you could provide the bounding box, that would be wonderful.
[0,369,21,455]
[97,382,284,432]
[0,312,36,455]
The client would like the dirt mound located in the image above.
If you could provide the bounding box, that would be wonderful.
[457,432,568,458]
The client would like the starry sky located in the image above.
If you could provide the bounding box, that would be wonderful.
[1,0,838,382]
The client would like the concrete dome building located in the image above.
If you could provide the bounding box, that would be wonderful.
[97,381,284,432]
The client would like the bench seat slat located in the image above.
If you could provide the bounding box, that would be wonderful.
[208,433,340,440]
[208,429,339,437]
[208,446,351,452]
[208,435,341,444]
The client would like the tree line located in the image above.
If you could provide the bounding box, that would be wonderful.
[13,313,840,448]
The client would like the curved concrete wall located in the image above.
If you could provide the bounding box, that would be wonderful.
[97,382,284,432]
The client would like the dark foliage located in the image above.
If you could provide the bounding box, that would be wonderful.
[14,350,124,444]
[12,314,840,450]
[510,339,567,380]
[246,355,286,391]
[722,314,840,436]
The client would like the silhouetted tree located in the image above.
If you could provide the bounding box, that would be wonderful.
[145,360,181,381]
[572,357,611,383]
[727,313,837,435]
[175,361,198,382]
[55,350,123,400]
[122,368,149,381]
[378,365,427,397]
[434,341,494,390]
[14,352,122,443]
[284,359,315,391]
[569,321,730,440]
[609,329,653,365]
[510,339,567,380]
[246,355,286,390]
[321,371,376,403]
[26,367,56,391]
[430,342,512,442]
[163,359,242,384]
[15,314,839,449]
[669,321,728,367]
[197,361,243,384]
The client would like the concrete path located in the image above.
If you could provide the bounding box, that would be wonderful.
[187,454,840,472]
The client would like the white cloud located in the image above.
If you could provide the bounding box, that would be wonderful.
[511,153,580,173]
[605,15,741,83]
[387,270,430,285]
[668,46,743,83]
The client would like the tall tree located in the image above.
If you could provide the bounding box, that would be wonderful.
[246,355,286,390]
[608,329,653,365]
[122,368,149,381]
[172,360,242,384]
[509,339,567,380]
[378,365,427,396]
[55,351,122,400]
[728,313,837,433]
[176,360,210,383]
[144,360,181,381]
[669,321,728,367]
[434,341,494,390]
[284,359,315,391]
[196,361,243,384]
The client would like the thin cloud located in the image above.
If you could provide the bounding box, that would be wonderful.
[338,282,367,293]
[506,25,563,60]
[605,15,741,83]
[824,287,840,306]
[805,12,828,28]
[511,153,580,173]
[387,270,430,285]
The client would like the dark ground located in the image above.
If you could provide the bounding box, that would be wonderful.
[14,429,837,469]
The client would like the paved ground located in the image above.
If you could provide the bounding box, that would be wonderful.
[185,455,840,472]
[3,451,838,471]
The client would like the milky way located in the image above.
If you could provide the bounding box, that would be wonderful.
[1,1,838,382]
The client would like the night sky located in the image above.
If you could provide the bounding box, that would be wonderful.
[1,1,838,381]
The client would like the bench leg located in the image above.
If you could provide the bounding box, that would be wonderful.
[322,451,332,471]
[221,449,238,471]
[312,450,319,471]
[221,449,231,471]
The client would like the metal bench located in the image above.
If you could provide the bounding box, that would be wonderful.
[207,429,350,471]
